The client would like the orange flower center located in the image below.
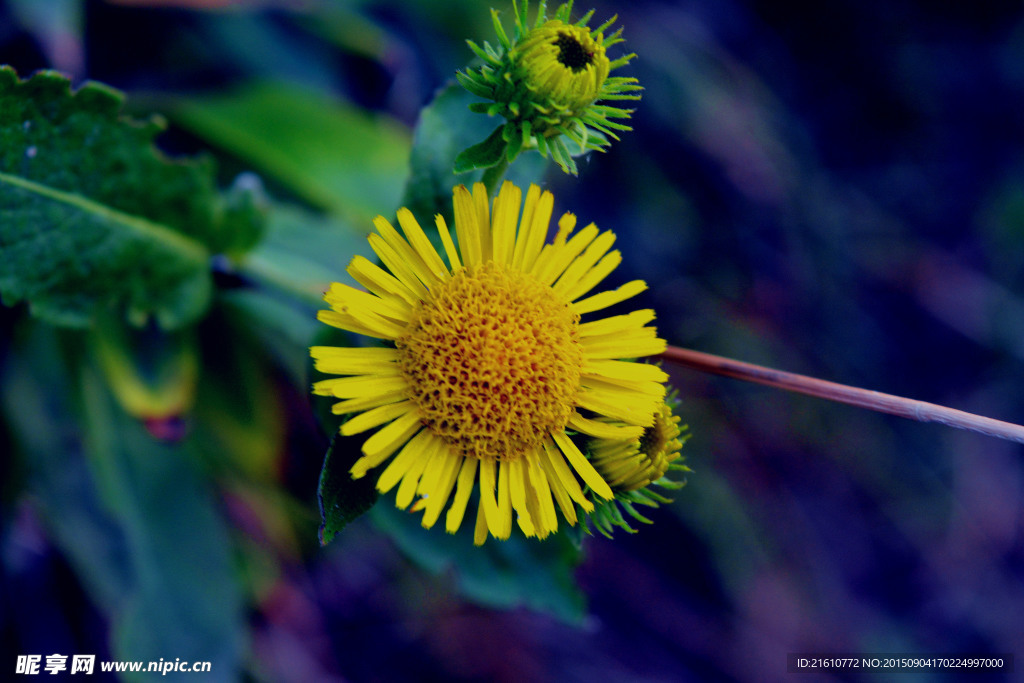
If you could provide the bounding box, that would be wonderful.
[397,262,583,461]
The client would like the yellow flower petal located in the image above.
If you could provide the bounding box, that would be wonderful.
[340,400,416,436]
[375,429,431,492]
[446,457,478,534]
[490,181,522,266]
[572,279,647,314]
[396,208,450,281]
[362,410,423,467]
[552,431,614,500]
[568,411,645,440]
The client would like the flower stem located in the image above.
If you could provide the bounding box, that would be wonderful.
[481,156,510,198]
[660,345,1024,446]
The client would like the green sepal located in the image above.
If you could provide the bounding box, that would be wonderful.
[466,39,502,67]
[454,124,509,173]
[490,7,512,50]
[317,432,380,546]
[620,499,654,525]
[401,83,546,223]
[504,121,525,162]
[456,70,496,100]
[549,137,579,175]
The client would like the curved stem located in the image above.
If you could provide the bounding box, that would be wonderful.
[660,345,1024,446]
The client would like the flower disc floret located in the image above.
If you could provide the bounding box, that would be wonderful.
[397,261,583,462]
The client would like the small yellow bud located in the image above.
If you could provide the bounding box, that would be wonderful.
[456,1,642,175]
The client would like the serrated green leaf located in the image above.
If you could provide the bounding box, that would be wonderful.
[0,66,263,329]
[169,81,411,223]
[318,433,379,545]
[0,173,212,328]
[453,123,508,173]
[371,502,587,623]
[0,66,262,252]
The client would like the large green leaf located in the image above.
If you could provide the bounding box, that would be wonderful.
[81,370,245,681]
[371,500,587,623]
[1,323,245,681]
[0,67,262,329]
[170,81,411,222]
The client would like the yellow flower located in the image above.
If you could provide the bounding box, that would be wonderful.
[590,398,685,492]
[584,395,690,537]
[311,181,667,544]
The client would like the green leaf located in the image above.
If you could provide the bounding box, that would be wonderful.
[401,83,547,224]
[1,326,133,609]
[318,433,379,545]
[371,501,587,623]
[1,323,245,681]
[169,81,411,223]
[453,123,508,173]
[401,83,495,221]
[0,66,262,329]
[0,174,212,329]
[237,202,374,309]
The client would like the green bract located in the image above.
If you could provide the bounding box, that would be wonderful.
[456,0,642,175]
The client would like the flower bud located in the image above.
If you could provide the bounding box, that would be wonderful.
[457,1,642,175]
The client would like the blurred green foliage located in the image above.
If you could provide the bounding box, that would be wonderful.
[170,80,410,224]
[0,3,585,675]
[2,323,244,681]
